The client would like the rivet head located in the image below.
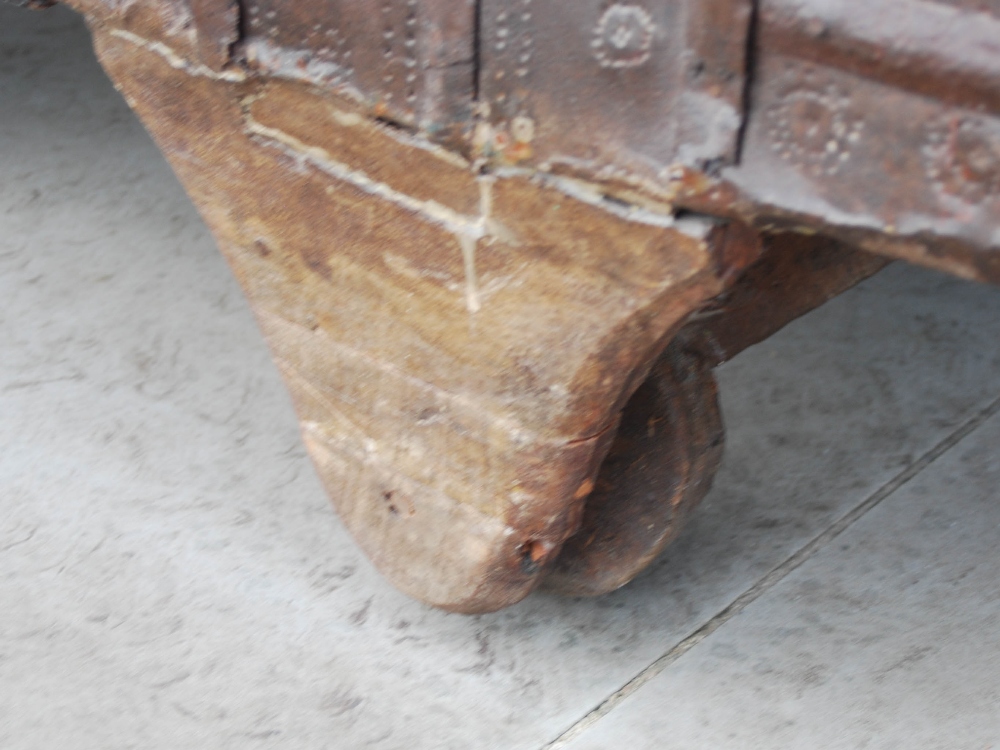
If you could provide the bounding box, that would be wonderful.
[592,5,655,69]
[924,116,1000,203]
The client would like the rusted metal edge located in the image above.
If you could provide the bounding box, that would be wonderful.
[762,0,1000,115]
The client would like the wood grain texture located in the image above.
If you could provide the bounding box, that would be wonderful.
[59,0,996,611]
[91,27,760,611]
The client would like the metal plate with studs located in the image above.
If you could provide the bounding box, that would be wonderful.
[477,0,753,179]
[723,0,1000,274]
[240,0,476,144]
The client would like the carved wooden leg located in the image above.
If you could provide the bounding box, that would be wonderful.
[87,28,765,612]
[25,0,994,612]
[66,8,895,613]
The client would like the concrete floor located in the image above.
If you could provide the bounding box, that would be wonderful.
[3,6,1000,749]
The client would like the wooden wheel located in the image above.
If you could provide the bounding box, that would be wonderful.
[543,341,724,597]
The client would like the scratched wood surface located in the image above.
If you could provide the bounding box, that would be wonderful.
[89,26,769,609]
[35,0,999,610]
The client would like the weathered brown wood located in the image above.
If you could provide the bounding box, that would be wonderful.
[31,0,999,610]
[89,26,762,611]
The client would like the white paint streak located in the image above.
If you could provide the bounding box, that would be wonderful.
[109,29,247,82]
[455,177,500,314]
[245,117,488,240]
[478,176,494,220]
[246,118,513,314]
[459,235,481,313]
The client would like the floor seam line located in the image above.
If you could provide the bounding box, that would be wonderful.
[540,392,1000,750]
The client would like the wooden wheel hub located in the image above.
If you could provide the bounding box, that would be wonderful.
[544,342,724,597]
